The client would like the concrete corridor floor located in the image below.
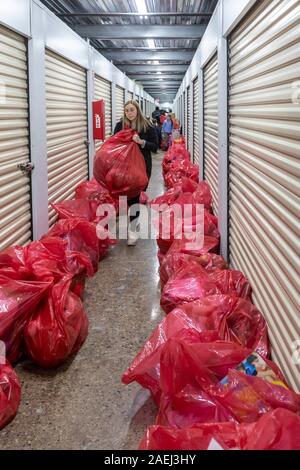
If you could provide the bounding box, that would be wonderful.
[0,151,166,450]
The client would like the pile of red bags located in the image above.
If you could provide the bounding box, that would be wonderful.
[0,169,119,428]
[94,128,148,199]
[122,134,300,450]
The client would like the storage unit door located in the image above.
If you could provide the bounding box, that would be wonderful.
[0,25,32,250]
[183,91,186,139]
[228,0,300,390]
[46,50,88,225]
[187,86,192,152]
[94,74,112,152]
[203,52,218,215]
[115,85,125,122]
[193,76,200,165]
[128,91,133,101]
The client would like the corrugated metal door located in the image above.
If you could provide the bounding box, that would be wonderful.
[128,91,133,101]
[183,91,186,138]
[193,76,200,165]
[187,86,192,151]
[115,85,125,122]
[0,25,32,250]
[228,0,300,391]
[46,50,88,225]
[94,74,111,152]
[203,53,218,215]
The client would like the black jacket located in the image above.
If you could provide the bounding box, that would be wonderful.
[113,121,158,179]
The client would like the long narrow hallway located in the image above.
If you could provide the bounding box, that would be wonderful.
[0,152,165,450]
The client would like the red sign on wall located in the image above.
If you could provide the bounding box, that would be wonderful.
[93,99,105,140]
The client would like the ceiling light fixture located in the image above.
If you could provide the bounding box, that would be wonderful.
[136,0,148,19]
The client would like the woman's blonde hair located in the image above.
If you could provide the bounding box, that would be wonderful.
[122,100,150,133]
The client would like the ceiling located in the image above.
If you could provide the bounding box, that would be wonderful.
[40,0,219,102]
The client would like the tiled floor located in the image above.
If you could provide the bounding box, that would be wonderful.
[0,152,165,450]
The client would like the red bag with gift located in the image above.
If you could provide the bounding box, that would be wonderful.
[24,277,88,368]
[0,360,21,430]
[94,128,148,199]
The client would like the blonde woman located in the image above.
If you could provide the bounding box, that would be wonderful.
[114,100,158,245]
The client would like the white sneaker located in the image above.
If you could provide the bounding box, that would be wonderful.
[127,219,140,246]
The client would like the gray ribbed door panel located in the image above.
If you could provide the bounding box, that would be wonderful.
[187,86,192,152]
[204,53,219,215]
[228,0,300,391]
[94,75,112,153]
[183,91,186,139]
[46,50,88,225]
[0,25,32,250]
[128,91,133,101]
[193,77,200,165]
[116,85,125,122]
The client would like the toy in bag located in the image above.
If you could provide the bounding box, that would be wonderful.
[0,360,21,430]
[93,128,148,199]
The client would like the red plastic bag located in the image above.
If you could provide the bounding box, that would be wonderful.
[157,384,236,428]
[75,178,118,208]
[160,252,227,287]
[150,180,212,212]
[166,236,220,257]
[0,360,21,430]
[51,199,99,222]
[139,409,300,450]
[46,218,100,271]
[0,275,51,363]
[24,277,88,368]
[161,262,252,313]
[94,128,148,199]
[122,295,266,404]
[164,160,199,189]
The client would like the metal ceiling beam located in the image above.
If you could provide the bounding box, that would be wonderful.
[73,25,206,39]
[138,81,182,85]
[96,47,197,52]
[59,12,213,18]
[119,64,188,72]
[101,51,194,61]
[131,75,184,80]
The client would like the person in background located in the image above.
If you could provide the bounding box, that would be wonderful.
[152,106,161,126]
[114,100,158,245]
[159,110,167,126]
[162,114,173,149]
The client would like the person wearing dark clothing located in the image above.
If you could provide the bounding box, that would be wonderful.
[113,99,158,245]
[152,106,161,126]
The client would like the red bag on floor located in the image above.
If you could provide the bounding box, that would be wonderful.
[46,218,100,272]
[0,360,21,430]
[157,384,236,428]
[93,128,148,199]
[150,180,212,212]
[122,295,266,404]
[24,277,89,368]
[164,160,199,189]
[0,275,51,363]
[161,262,252,313]
[166,236,220,257]
[156,205,220,261]
[160,252,227,287]
[51,199,99,222]
[139,409,300,450]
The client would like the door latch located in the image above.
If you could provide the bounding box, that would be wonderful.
[18,162,34,174]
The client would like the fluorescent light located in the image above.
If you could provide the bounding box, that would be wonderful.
[153,60,159,65]
[136,0,147,14]
[148,39,155,49]
[156,71,162,74]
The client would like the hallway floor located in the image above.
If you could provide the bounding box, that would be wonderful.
[0,152,165,450]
